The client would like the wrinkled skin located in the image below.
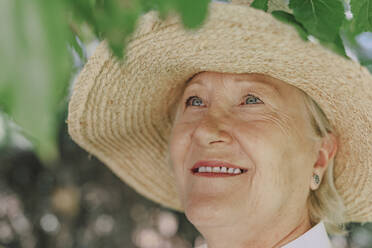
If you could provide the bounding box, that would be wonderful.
[168,71,337,248]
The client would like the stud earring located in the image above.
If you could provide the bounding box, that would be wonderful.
[313,174,320,184]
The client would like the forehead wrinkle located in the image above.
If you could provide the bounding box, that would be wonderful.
[186,72,277,87]
[185,79,282,100]
[184,73,284,99]
[233,75,282,96]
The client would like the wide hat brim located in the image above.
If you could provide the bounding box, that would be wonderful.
[67,1,372,222]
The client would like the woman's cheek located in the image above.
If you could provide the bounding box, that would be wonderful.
[169,123,193,167]
[169,128,188,198]
[179,109,207,123]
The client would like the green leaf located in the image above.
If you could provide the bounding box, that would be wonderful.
[89,0,97,9]
[0,0,72,165]
[93,0,142,59]
[67,0,96,25]
[289,0,345,42]
[0,79,15,115]
[333,32,348,58]
[271,10,309,41]
[68,29,85,62]
[339,17,359,48]
[0,0,17,119]
[175,0,210,29]
[318,32,348,58]
[0,113,9,150]
[250,0,269,12]
[138,0,159,13]
[349,0,372,34]
[155,0,174,20]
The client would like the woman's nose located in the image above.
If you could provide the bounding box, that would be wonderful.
[192,111,233,147]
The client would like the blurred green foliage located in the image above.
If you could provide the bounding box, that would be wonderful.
[0,0,211,165]
[0,0,72,165]
[0,0,371,166]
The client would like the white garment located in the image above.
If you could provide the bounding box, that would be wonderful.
[281,221,332,248]
[195,221,332,248]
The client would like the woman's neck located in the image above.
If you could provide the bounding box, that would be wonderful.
[271,216,312,248]
[198,214,312,248]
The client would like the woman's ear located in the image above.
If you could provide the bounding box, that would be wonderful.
[310,132,338,190]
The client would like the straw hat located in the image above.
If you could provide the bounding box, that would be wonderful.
[67,0,372,222]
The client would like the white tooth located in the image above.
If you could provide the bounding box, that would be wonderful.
[198,166,206,173]
[212,167,221,173]
[234,168,241,174]
[221,167,227,173]
[206,167,212,172]
[227,168,235,174]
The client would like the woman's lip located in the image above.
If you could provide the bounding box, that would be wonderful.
[192,172,245,177]
[191,160,245,172]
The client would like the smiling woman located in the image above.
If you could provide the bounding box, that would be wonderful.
[168,71,342,247]
[66,0,372,247]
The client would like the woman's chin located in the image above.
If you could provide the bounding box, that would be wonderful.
[183,196,235,227]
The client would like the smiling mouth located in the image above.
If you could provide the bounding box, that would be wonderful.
[191,166,248,177]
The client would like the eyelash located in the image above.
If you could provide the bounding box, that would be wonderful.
[184,94,263,107]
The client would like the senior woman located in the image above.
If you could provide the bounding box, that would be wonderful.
[168,71,341,247]
[66,0,372,247]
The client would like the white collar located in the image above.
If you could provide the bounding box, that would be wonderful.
[281,221,332,248]
[196,221,332,248]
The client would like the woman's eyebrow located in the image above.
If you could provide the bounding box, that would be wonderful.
[233,77,281,96]
[185,77,282,98]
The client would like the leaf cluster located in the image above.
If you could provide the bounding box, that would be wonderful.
[251,0,372,61]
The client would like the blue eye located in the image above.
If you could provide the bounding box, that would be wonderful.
[185,96,204,107]
[244,94,263,105]
[184,94,263,107]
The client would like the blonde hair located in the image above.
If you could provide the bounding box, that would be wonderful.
[301,91,348,235]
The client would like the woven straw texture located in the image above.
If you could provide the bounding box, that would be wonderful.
[67,1,372,222]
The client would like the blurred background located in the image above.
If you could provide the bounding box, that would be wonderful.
[1,0,372,247]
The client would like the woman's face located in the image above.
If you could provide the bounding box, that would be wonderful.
[168,71,320,231]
